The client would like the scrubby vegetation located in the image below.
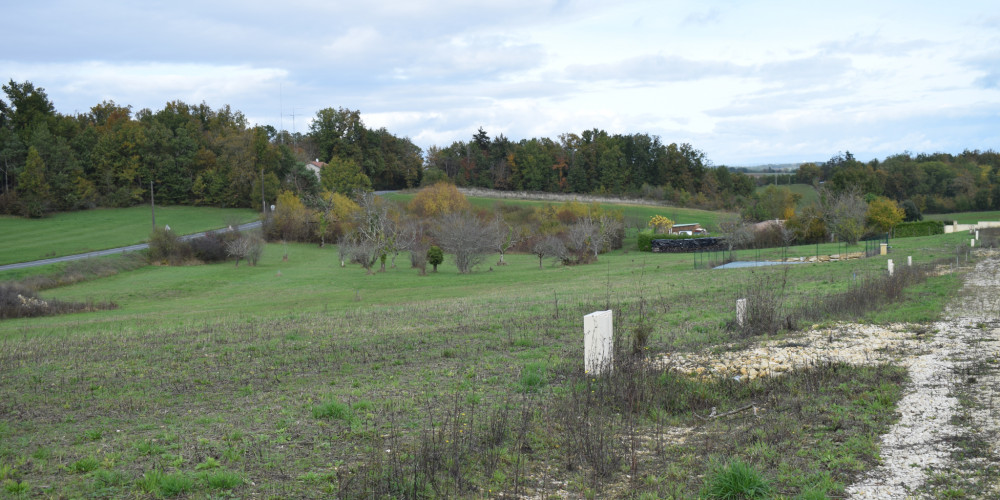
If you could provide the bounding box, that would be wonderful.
[0,283,115,319]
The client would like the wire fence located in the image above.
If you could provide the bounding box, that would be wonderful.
[692,233,890,270]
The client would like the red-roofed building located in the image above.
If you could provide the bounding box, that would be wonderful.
[305,159,326,177]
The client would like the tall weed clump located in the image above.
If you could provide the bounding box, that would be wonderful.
[796,263,930,322]
[702,459,773,500]
[732,268,792,337]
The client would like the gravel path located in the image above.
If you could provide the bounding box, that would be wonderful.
[847,254,1000,498]
[656,252,1000,497]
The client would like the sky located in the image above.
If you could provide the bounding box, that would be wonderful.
[3,0,999,166]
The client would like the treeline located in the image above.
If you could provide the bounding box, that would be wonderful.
[796,151,1000,214]
[0,81,423,217]
[5,79,999,220]
[424,127,757,210]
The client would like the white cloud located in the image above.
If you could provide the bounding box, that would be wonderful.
[3,61,286,113]
[3,0,1000,165]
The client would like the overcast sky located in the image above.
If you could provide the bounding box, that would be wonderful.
[3,0,999,165]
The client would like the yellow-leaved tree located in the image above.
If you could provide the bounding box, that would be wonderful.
[866,197,905,234]
[648,215,674,234]
[408,182,470,217]
[314,190,360,246]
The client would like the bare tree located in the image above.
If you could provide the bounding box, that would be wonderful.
[565,215,618,262]
[565,218,596,262]
[345,191,392,274]
[490,212,524,266]
[597,214,624,253]
[532,235,566,269]
[340,232,380,274]
[431,211,493,273]
[226,232,265,267]
[398,218,428,270]
[720,216,753,251]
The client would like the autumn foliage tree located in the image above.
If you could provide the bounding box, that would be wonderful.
[408,182,470,217]
[648,215,674,234]
[867,196,905,234]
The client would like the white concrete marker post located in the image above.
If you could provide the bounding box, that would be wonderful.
[736,298,747,327]
[584,310,613,375]
[908,256,912,267]
[972,239,976,248]
[976,230,980,240]
[888,259,894,276]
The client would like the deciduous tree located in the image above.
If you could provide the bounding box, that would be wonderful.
[431,211,493,273]
[408,181,469,217]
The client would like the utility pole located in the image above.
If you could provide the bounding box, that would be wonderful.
[261,166,266,217]
[150,180,156,231]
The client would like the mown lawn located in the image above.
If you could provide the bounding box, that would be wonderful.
[0,230,974,498]
[0,206,257,266]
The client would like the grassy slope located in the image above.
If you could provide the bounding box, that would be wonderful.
[0,206,257,266]
[0,227,974,498]
[755,183,819,209]
[384,192,731,232]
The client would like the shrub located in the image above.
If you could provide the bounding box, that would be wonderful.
[147,227,192,264]
[188,231,234,262]
[427,245,444,272]
[893,220,944,238]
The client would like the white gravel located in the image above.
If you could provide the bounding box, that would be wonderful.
[847,253,1000,499]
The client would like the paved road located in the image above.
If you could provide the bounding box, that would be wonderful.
[0,221,262,272]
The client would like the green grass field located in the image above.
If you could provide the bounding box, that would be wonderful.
[0,206,258,266]
[0,207,980,498]
[925,210,1000,224]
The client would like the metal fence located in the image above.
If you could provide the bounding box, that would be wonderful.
[693,233,890,270]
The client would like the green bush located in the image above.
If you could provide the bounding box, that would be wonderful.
[893,220,944,238]
[427,245,444,272]
[147,227,192,264]
[637,232,697,252]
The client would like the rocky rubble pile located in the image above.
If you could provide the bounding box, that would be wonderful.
[657,323,922,381]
